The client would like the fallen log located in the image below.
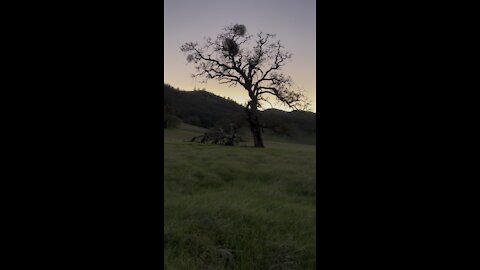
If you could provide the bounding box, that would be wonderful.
[190,127,241,146]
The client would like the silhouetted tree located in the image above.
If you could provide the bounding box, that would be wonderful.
[181,24,308,148]
[164,105,180,128]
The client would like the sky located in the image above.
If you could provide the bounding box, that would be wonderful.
[164,0,316,112]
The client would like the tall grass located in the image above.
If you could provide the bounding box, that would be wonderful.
[164,125,316,269]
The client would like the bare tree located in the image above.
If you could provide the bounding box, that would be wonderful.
[181,24,308,148]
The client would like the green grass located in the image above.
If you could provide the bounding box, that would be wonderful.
[164,124,316,269]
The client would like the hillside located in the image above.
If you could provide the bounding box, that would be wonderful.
[164,84,244,128]
[164,84,316,144]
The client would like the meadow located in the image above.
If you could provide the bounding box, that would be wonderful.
[164,123,316,269]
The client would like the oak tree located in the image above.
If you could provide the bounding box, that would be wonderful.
[181,24,308,147]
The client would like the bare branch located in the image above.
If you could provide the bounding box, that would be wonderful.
[180,24,310,113]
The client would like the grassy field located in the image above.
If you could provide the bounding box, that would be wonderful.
[164,123,316,269]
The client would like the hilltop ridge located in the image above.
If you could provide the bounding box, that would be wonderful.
[164,84,316,144]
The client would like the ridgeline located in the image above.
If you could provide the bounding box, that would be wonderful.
[164,84,316,145]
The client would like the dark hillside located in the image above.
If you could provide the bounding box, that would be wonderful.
[164,84,244,128]
[164,84,316,143]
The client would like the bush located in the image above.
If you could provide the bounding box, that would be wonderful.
[164,113,181,128]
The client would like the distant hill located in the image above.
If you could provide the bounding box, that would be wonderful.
[261,108,316,136]
[164,83,316,143]
[164,84,244,128]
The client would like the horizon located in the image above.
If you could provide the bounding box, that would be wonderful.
[164,0,316,113]
[164,82,316,114]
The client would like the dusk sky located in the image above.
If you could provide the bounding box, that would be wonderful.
[164,0,316,112]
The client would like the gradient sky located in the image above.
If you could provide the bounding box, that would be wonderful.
[164,0,316,112]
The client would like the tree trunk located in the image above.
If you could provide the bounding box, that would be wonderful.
[251,123,264,148]
[246,105,264,148]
